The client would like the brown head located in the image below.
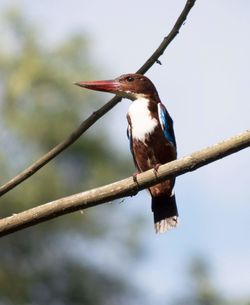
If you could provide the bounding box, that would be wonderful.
[74,73,159,101]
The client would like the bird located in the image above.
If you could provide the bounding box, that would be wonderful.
[75,73,178,233]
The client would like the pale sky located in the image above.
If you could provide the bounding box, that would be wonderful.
[1,0,250,303]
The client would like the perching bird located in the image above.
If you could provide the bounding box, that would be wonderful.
[75,73,178,233]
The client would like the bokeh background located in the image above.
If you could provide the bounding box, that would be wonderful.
[0,1,249,304]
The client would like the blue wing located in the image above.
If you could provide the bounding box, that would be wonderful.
[157,103,177,148]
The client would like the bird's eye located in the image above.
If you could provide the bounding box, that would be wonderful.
[126,76,134,82]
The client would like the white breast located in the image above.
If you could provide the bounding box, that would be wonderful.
[128,97,158,140]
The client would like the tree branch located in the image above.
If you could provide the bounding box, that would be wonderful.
[0,130,249,237]
[0,0,196,198]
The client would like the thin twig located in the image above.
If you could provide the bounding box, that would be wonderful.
[0,130,249,237]
[137,0,196,74]
[0,0,196,198]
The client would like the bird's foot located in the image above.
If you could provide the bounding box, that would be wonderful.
[153,164,161,177]
[132,172,139,184]
[131,172,140,196]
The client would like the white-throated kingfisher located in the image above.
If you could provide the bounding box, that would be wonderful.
[75,73,178,233]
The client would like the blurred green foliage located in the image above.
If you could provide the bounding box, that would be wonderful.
[0,8,141,305]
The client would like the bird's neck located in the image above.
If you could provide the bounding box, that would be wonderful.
[130,95,158,112]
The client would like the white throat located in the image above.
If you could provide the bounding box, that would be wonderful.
[128,97,158,140]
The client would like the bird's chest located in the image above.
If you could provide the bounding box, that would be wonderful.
[128,98,158,141]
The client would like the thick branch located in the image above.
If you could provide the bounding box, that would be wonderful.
[0,130,249,237]
[0,0,196,198]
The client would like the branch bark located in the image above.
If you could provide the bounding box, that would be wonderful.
[0,130,249,238]
[0,0,196,198]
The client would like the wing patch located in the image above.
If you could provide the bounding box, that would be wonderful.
[157,103,176,148]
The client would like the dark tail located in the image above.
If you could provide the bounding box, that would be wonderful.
[151,194,179,233]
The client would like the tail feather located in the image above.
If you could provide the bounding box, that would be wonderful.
[151,194,179,233]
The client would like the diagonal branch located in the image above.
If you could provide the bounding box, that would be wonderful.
[0,0,196,198]
[0,130,249,238]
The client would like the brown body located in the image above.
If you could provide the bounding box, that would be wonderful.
[127,102,176,198]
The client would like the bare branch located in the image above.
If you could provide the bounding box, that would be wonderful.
[0,0,196,198]
[0,129,249,238]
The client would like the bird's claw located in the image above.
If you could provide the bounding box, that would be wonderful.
[131,172,140,196]
[153,164,161,177]
[132,172,139,184]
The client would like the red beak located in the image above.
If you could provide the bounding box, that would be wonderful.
[74,79,120,93]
